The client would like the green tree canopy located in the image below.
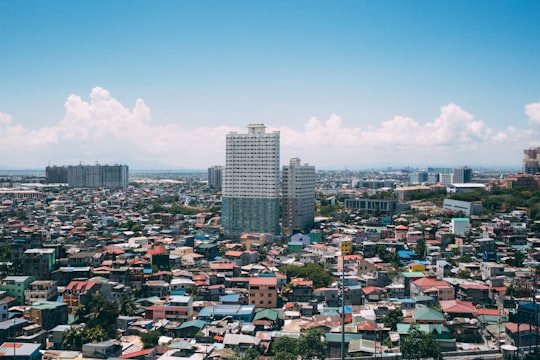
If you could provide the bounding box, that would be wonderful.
[383,308,404,331]
[270,328,327,360]
[140,330,161,349]
[76,292,119,339]
[279,263,334,288]
[400,324,441,360]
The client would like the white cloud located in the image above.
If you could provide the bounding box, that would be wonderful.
[0,87,537,169]
[526,100,540,124]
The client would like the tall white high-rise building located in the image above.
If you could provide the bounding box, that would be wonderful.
[222,124,280,237]
[281,158,315,236]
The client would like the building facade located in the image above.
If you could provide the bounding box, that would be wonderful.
[222,124,280,237]
[281,158,315,236]
[524,147,540,174]
[208,165,223,191]
[453,166,472,184]
[45,164,129,188]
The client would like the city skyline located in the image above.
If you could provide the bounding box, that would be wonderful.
[1,1,539,170]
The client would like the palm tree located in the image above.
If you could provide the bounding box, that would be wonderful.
[120,296,138,316]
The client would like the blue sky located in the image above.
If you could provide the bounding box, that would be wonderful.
[1,0,539,170]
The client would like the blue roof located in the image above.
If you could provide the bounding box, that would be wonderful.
[220,293,241,303]
[237,305,256,315]
[399,298,416,303]
[398,250,414,258]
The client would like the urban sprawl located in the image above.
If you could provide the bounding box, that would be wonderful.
[2,125,540,360]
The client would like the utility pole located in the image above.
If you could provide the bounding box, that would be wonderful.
[341,253,345,360]
[340,238,352,360]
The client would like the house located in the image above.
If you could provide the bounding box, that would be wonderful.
[313,288,339,307]
[253,309,280,330]
[177,319,207,338]
[82,339,122,359]
[457,283,491,305]
[144,295,193,322]
[0,342,42,360]
[481,262,505,280]
[361,286,382,303]
[410,276,454,301]
[439,300,478,319]
[249,277,278,309]
[23,301,68,330]
[286,279,313,303]
[197,304,256,322]
[0,276,35,305]
[22,248,56,280]
[413,308,446,325]
[24,281,57,306]
[63,281,97,316]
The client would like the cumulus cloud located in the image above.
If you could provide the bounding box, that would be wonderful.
[526,100,540,125]
[0,87,537,169]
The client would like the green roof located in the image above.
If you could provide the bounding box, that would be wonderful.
[179,319,207,330]
[253,308,278,322]
[397,323,452,339]
[325,333,363,343]
[401,272,425,278]
[413,307,445,322]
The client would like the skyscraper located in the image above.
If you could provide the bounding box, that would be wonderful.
[453,166,472,184]
[208,165,223,191]
[524,147,540,174]
[222,124,280,237]
[281,158,315,236]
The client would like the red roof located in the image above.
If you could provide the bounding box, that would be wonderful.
[477,308,500,316]
[119,348,155,358]
[459,283,489,290]
[249,277,277,286]
[439,300,478,315]
[412,277,450,288]
[66,281,96,292]
[210,263,234,270]
[362,286,380,295]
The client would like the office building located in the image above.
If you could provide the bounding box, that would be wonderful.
[281,158,315,236]
[524,147,540,174]
[453,166,472,184]
[222,124,280,237]
[208,165,223,191]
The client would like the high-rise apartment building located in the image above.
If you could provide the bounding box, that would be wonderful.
[45,165,69,183]
[453,166,472,184]
[45,164,128,188]
[208,165,223,191]
[524,147,540,174]
[222,124,280,237]
[281,158,315,236]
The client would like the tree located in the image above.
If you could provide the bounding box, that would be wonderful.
[456,269,471,279]
[120,295,138,316]
[383,308,404,331]
[297,328,327,360]
[241,348,261,360]
[140,330,161,348]
[400,324,441,360]
[270,335,298,357]
[415,238,427,259]
[76,292,120,339]
[506,251,525,267]
[63,324,107,351]
[279,263,333,288]
[270,329,326,360]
